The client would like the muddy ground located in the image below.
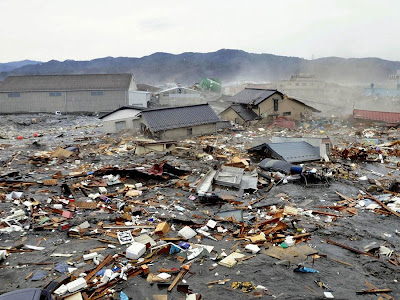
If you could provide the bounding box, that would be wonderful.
[0,114,399,299]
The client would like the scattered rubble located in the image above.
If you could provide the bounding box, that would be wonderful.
[0,114,400,299]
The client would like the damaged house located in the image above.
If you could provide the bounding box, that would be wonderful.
[139,104,221,139]
[220,88,319,124]
[0,74,137,113]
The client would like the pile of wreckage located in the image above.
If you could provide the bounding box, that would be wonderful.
[1,119,400,299]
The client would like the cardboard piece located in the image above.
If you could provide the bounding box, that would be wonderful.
[262,244,318,264]
[155,222,170,236]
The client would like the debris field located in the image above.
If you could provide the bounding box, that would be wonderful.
[1,114,400,299]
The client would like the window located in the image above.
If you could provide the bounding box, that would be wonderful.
[49,92,62,97]
[325,143,330,154]
[273,98,279,111]
[283,112,291,116]
[8,92,20,98]
[91,91,104,96]
[234,118,240,124]
[187,128,193,136]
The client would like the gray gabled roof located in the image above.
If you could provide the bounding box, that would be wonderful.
[227,88,282,106]
[229,104,261,121]
[141,104,220,132]
[0,74,134,92]
[249,141,320,163]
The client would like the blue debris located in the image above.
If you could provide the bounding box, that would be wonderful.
[54,262,69,273]
[120,291,129,300]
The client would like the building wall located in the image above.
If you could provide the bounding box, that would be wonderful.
[102,117,141,133]
[254,95,313,121]
[128,91,151,107]
[158,88,203,106]
[0,90,128,113]
[220,107,245,125]
[159,123,217,139]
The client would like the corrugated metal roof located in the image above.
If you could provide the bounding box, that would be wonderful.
[142,104,221,132]
[227,88,281,106]
[353,109,400,124]
[0,74,133,92]
[230,104,260,121]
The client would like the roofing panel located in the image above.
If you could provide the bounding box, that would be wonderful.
[142,104,221,132]
[230,104,260,121]
[227,88,280,105]
[353,109,400,124]
[0,74,133,92]
[99,105,145,119]
[250,141,320,163]
[267,142,320,163]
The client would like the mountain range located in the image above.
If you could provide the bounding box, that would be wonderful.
[1,50,399,86]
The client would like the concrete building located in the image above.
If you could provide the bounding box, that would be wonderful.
[267,73,341,99]
[0,74,137,113]
[139,104,221,140]
[156,87,203,106]
[220,88,319,124]
[99,106,144,133]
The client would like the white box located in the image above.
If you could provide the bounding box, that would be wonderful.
[66,277,87,293]
[178,226,197,239]
[126,242,146,259]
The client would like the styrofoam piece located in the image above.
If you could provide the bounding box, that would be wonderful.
[157,272,171,280]
[126,242,146,259]
[207,220,217,229]
[117,230,134,245]
[54,284,68,296]
[83,252,97,260]
[178,226,197,239]
[0,250,7,260]
[245,244,260,254]
[324,291,334,298]
[218,252,245,268]
[66,277,87,293]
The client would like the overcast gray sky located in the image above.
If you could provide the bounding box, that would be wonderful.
[0,0,399,62]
